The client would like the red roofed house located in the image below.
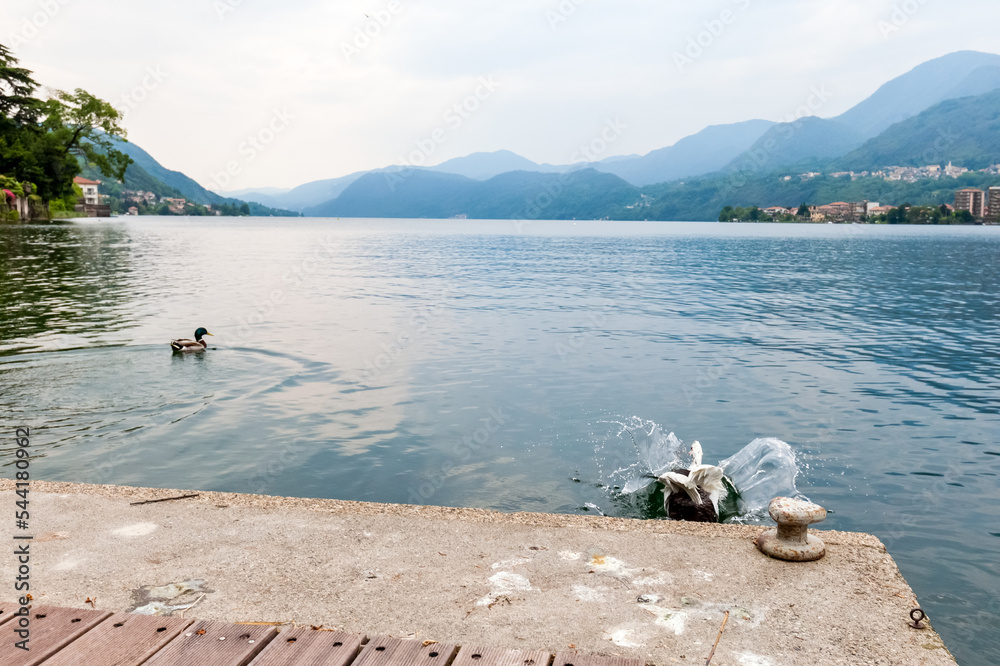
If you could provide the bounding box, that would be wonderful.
[72,176,111,217]
[73,176,101,205]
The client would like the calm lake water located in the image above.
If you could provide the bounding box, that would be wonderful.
[1,218,998,664]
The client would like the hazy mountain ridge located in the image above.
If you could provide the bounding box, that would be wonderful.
[587,119,774,186]
[836,88,1000,171]
[133,50,1000,221]
[723,51,1000,174]
[307,168,640,220]
[113,140,228,206]
[833,51,1000,137]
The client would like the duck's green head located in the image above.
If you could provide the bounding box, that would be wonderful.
[195,327,213,341]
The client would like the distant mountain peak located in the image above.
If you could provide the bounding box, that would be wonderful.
[430,150,544,180]
[833,50,1000,138]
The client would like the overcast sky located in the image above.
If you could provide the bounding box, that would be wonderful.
[2,0,997,191]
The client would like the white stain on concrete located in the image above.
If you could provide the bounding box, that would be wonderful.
[53,557,84,571]
[112,523,158,537]
[477,571,535,606]
[739,654,775,666]
[654,610,688,635]
[558,551,581,561]
[132,600,197,616]
[634,572,673,585]
[588,553,631,575]
[608,628,643,648]
[491,558,530,570]
[692,569,714,582]
[146,580,205,599]
[572,584,608,602]
[587,553,672,586]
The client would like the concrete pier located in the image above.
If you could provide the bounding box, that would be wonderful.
[0,481,956,665]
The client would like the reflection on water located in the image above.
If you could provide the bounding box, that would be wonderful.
[1,218,999,665]
[0,223,136,353]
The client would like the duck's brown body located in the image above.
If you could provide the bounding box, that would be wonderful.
[170,328,213,352]
[170,338,208,352]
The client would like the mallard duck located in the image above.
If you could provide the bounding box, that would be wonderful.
[657,441,728,522]
[170,327,213,352]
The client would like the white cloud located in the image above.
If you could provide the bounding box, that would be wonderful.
[1,0,996,190]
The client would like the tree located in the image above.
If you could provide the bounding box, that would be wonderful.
[718,206,735,222]
[42,88,132,184]
[0,43,40,125]
[0,43,131,202]
[886,206,907,224]
[797,203,809,217]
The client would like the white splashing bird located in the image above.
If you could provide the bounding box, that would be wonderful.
[657,441,728,522]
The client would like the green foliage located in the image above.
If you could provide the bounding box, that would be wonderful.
[0,174,25,197]
[48,183,82,214]
[0,43,131,205]
[630,170,1000,221]
[838,89,1000,171]
[720,200,981,225]
[873,204,977,225]
[0,43,40,125]
[719,205,767,222]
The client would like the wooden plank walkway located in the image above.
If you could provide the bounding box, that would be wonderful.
[0,605,648,666]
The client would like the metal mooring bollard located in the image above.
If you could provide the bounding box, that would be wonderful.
[756,497,828,562]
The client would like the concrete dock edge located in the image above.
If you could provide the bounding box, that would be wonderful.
[0,480,957,665]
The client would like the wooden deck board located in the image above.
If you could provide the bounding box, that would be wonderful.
[42,612,193,666]
[453,645,552,666]
[552,652,645,666]
[0,603,651,666]
[353,637,458,666]
[0,605,111,666]
[142,619,277,666]
[248,628,364,666]
[0,602,21,627]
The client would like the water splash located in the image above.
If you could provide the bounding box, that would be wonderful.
[599,417,802,523]
[719,437,802,522]
[602,417,692,494]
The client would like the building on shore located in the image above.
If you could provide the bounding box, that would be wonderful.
[73,176,101,205]
[988,187,1000,221]
[162,197,187,214]
[954,188,986,218]
[72,176,111,217]
[815,201,868,222]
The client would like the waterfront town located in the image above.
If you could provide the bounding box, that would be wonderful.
[721,163,1000,223]
[719,187,1000,224]
[6,164,1000,224]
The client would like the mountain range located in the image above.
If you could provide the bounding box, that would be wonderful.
[118,50,1000,221]
[82,140,297,216]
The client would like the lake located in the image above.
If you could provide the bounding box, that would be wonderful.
[1,217,998,664]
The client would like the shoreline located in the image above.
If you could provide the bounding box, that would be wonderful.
[0,480,957,665]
